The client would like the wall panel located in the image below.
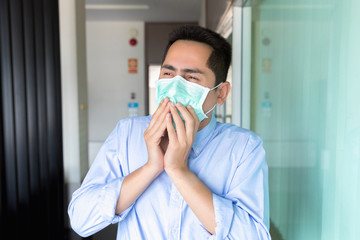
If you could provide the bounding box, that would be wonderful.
[0,0,64,239]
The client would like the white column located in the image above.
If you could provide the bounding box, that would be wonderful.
[232,6,252,128]
[59,0,89,202]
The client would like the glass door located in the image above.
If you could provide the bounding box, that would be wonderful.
[248,1,360,239]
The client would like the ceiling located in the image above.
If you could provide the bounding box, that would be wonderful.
[85,0,203,22]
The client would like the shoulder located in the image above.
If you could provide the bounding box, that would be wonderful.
[114,115,151,132]
[117,115,151,126]
[104,116,151,144]
[213,122,264,163]
[214,122,262,144]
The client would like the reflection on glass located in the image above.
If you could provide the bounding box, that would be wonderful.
[250,1,360,239]
[148,64,161,115]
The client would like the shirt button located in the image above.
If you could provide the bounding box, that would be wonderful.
[172,228,177,234]
[195,149,199,153]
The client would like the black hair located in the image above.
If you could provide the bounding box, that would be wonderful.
[162,25,232,86]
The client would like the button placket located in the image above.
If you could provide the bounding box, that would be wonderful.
[168,185,183,240]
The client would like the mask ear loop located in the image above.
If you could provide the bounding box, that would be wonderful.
[205,82,224,115]
[205,104,217,115]
[210,82,223,91]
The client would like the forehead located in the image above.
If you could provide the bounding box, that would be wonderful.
[164,40,213,67]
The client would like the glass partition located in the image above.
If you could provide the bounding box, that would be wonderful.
[250,1,360,239]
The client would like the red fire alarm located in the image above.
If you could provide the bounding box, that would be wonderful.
[129,38,137,46]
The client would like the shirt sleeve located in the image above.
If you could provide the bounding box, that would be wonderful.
[68,121,133,237]
[209,133,271,240]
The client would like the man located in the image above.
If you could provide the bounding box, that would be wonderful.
[68,25,270,239]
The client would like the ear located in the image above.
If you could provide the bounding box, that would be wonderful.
[216,81,231,105]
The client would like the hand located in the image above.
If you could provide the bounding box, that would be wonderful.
[164,102,200,174]
[116,98,170,215]
[163,103,216,234]
[143,98,170,173]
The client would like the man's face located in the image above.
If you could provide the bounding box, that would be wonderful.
[159,40,219,119]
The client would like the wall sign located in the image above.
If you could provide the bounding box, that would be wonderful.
[128,58,138,74]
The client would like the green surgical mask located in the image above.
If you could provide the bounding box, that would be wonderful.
[156,75,222,121]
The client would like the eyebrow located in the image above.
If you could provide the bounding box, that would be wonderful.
[161,64,176,71]
[182,68,204,74]
[161,64,205,75]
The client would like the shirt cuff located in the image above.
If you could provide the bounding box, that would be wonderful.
[210,193,234,240]
[99,177,134,224]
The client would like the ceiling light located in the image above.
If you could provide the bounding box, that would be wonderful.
[86,4,150,10]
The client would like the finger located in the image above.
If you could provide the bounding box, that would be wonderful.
[170,102,185,139]
[157,112,169,136]
[166,112,177,143]
[145,112,169,146]
[149,98,170,129]
[186,105,199,125]
[154,97,169,117]
[150,104,170,137]
[145,100,169,139]
[185,105,200,138]
[176,103,198,137]
[150,98,169,122]
[175,103,194,131]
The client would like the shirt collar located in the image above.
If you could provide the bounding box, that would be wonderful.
[192,112,217,155]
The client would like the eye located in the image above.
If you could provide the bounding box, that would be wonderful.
[186,75,199,81]
[161,71,174,78]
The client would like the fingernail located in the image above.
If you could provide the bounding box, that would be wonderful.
[171,102,175,107]
[176,102,181,107]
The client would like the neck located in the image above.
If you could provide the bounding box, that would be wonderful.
[198,113,212,131]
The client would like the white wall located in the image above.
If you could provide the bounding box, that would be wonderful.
[86,21,145,165]
[59,0,89,204]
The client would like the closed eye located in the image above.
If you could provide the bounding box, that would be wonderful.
[160,70,174,78]
[160,64,177,78]
[185,74,200,82]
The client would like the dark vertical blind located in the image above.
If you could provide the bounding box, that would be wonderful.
[0,0,64,239]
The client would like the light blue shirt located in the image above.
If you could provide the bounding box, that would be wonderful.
[68,114,270,239]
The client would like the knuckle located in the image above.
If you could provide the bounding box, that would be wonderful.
[187,118,194,126]
[144,130,151,140]
[144,134,149,142]
[179,141,187,148]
